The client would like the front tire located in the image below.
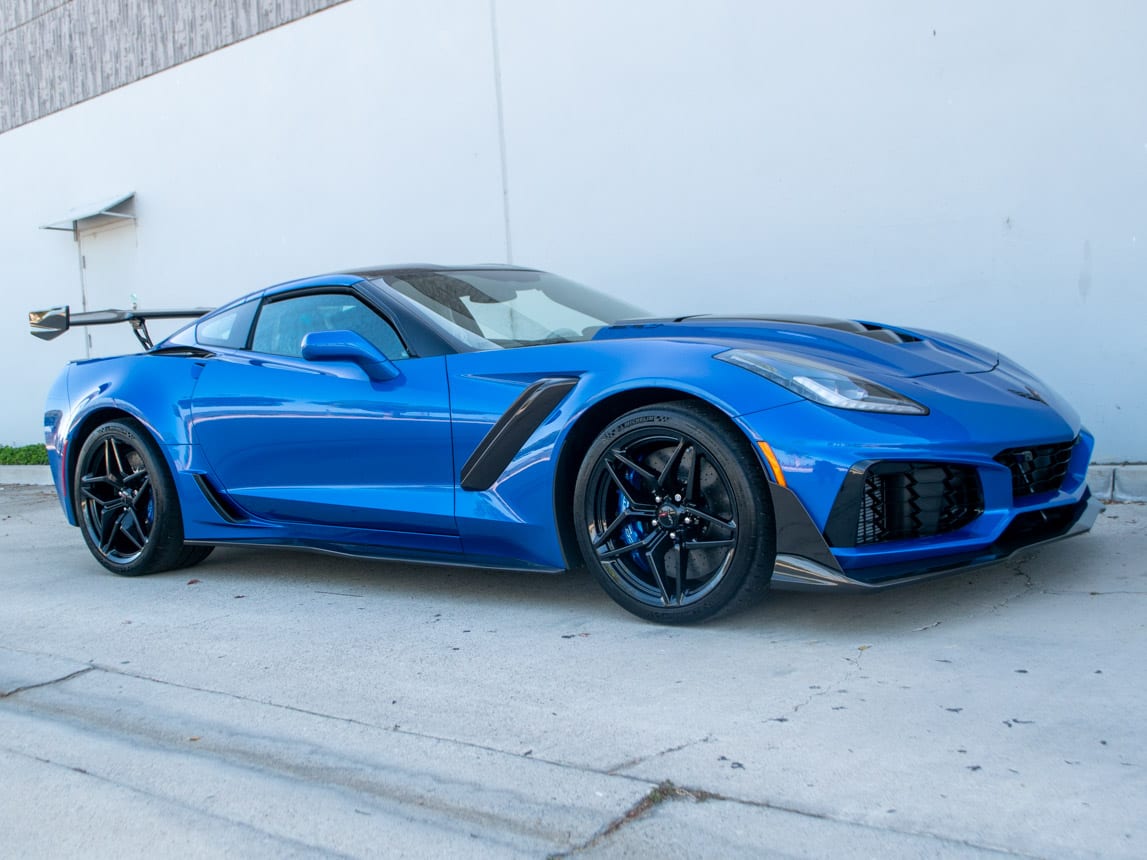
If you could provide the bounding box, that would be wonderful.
[573,402,776,624]
[74,420,207,576]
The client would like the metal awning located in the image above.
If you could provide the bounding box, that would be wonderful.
[40,192,135,232]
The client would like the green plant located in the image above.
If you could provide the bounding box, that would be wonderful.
[0,444,49,465]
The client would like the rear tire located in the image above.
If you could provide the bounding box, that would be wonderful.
[74,420,208,576]
[573,402,776,624]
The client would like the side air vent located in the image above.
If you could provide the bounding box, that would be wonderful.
[194,474,247,523]
[825,461,983,547]
[994,438,1076,498]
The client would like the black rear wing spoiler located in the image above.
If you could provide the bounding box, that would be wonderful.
[29,305,212,349]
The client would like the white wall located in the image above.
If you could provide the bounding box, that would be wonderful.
[1,0,1144,460]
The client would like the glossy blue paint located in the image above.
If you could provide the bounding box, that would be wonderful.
[301,330,400,381]
[188,349,455,540]
[47,352,199,524]
[39,265,1097,588]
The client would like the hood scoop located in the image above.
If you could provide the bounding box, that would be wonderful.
[612,314,920,344]
[681,314,921,344]
[599,314,996,378]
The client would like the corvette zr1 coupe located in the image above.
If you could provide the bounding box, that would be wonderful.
[31,265,1099,623]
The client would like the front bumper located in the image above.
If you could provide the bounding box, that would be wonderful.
[735,387,1099,589]
[768,482,1101,591]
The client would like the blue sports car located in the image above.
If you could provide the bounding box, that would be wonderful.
[31,265,1099,623]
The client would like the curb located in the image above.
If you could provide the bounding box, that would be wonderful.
[1088,464,1147,504]
[0,465,53,486]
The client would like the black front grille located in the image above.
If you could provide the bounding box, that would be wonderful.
[826,462,983,547]
[995,439,1075,497]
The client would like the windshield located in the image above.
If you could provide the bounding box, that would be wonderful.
[375,269,649,349]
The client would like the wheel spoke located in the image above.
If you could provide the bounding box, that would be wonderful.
[609,451,658,487]
[655,439,687,491]
[680,446,699,504]
[592,508,644,548]
[598,528,661,561]
[128,493,153,539]
[682,505,737,532]
[642,531,672,605]
[604,461,640,507]
[81,473,117,490]
[99,509,129,553]
[82,486,125,508]
[111,438,129,479]
[674,541,688,605]
[118,510,146,550]
[683,538,736,550]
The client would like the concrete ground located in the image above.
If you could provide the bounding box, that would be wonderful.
[0,483,1143,859]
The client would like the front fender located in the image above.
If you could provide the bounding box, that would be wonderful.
[446,340,801,568]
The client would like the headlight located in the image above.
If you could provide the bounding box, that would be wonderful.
[716,349,928,415]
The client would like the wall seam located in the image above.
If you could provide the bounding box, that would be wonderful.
[1,1,73,36]
[488,0,513,264]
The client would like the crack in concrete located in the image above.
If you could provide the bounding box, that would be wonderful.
[3,657,1054,858]
[605,735,712,775]
[989,556,1036,613]
[773,645,867,722]
[554,778,1033,858]
[0,667,93,699]
[550,781,717,858]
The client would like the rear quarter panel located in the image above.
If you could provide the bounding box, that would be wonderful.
[51,353,202,524]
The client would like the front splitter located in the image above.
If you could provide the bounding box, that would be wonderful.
[771,495,1103,591]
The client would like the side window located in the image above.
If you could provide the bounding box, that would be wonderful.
[250,293,409,360]
[196,298,258,349]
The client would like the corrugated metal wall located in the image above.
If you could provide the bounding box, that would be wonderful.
[0,0,347,133]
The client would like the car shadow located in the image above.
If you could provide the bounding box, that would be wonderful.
[716,527,1110,636]
[191,544,608,614]
[183,523,1108,637]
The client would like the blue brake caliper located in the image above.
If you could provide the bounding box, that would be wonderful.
[618,471,649,571]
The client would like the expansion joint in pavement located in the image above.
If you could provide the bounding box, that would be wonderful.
[0,666,93,699]
[553,775,1037,859]
[0,742,343,857]
[604,735,712,775]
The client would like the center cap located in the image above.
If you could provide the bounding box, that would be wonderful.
[656,503,681,529]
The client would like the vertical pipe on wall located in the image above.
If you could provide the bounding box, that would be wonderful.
[488,0,513,264]
[73,231,92,358]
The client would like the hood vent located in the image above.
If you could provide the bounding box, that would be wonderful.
[685,315,921,344]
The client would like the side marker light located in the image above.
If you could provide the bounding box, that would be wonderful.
[757,441,787,488]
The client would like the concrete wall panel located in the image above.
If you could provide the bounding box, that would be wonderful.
[0,0,347,132]
[0,0,1144,461]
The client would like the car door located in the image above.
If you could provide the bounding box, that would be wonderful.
[189,287,457,542]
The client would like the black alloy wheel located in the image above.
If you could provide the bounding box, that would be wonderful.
[574,402,776,624]
[74,420,212,575]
